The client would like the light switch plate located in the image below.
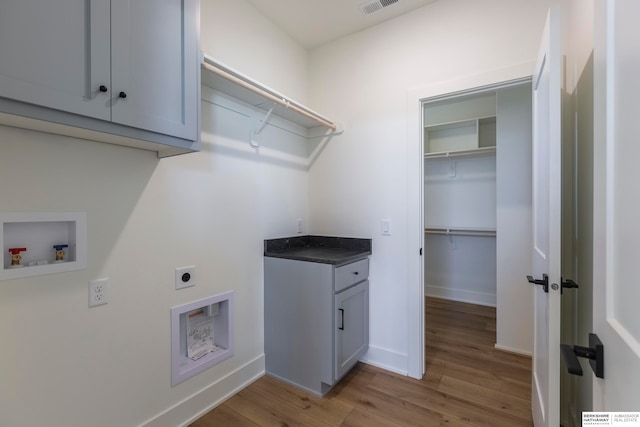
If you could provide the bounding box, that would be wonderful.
[381,219,391,236]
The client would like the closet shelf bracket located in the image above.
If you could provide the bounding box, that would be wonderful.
[448,157,457,178]
[255,103,276,135]
[251,103,277,147]
[306,122,346,139]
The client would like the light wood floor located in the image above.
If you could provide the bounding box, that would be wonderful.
[190,297,533,426]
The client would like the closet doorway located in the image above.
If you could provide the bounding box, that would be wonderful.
[421,81,534,368]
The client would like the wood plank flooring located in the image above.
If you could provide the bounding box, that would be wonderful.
[190,297,533,426]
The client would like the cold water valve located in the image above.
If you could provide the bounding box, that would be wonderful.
[53,244,69,262]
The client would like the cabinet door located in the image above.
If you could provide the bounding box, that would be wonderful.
[335,280,369,381]
[111,0,198,140]
[0,0,111,120]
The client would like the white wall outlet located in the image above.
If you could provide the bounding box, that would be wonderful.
[89,278,109,307]
[175,265,196,290]
[296,218,303,233]
[381,219,391,236]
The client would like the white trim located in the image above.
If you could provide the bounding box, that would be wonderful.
[360,345,408,376]
[424,286,496,307]
[407,62,536,381]
[494,343,533,357]
[139,354,265,427]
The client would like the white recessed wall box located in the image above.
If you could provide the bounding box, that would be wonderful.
[1,212,87,280]
[170,291,235,385]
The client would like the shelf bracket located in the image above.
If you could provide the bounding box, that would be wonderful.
[250,103,277,147]
[306,122,346,139]
[448,157,457,178]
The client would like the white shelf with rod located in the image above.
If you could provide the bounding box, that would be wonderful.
[424,146,496,159]
[201,54,344,138]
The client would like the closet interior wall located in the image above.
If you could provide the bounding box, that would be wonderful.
[423,93,498,307]
[423,84,533,354]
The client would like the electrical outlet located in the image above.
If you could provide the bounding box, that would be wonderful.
[89,278,109,307]
[175,265,196,290]
[296,218,303,233]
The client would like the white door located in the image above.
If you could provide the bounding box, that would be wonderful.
[592,0,640,411]
[530,9,562,427]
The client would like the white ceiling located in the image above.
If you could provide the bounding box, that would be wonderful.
[245,0,440,49]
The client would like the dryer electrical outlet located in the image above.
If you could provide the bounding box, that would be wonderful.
[175,266,196,290]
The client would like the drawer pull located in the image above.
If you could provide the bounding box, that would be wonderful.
[339,309,344,330]
[99,85,108,93]
[353,271,359,275]
[119,91,127,99]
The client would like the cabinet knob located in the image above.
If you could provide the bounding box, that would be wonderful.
[118,91,127,99]
[99,85,108,93]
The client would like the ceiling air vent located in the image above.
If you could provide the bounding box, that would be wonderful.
[360,0,399,15]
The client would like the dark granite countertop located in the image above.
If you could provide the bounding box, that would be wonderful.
[264,235,372,265]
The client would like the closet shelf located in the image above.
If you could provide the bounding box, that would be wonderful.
[424,226,496,237]
[201,54,343,134]
[424,146,496,159]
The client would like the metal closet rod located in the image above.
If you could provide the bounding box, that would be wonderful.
[424,146,496,159]
[424,227,496,237]
[202,61,337,131]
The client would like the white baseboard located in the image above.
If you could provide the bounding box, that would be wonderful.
[139,354,265,427]
[494,343,532,357]
[359,345,408,376]
[425,285,496,307]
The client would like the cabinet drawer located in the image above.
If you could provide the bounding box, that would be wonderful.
[334,258,369,293]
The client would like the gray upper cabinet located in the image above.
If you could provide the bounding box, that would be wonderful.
[0,0,199,157]
[110,0,198,141]
[0,1,111,120]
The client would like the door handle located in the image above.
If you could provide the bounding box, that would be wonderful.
[560,333,604,378]
[527,274,549,293]
[339,308,344,330]
[561,277,579,294]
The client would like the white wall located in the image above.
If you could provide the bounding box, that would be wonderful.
[0,1,311,426]
[424,234,497,306]
[200,0,308,104]
[307,0,555,373]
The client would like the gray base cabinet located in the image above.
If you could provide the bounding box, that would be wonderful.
[264,257,369,396]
